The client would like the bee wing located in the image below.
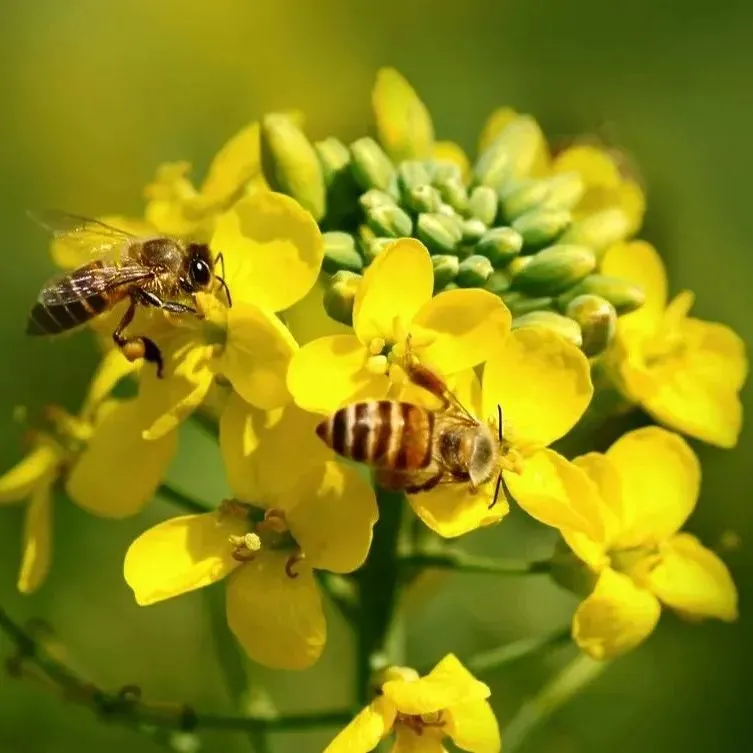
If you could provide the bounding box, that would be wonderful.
[38,262,155,306]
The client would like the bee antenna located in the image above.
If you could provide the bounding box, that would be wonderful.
[215,252,226,279]
[217,275,232,308]
[489,472,503,509]
[497,404,503,443]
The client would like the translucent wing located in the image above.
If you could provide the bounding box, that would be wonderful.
[38,262,154,306]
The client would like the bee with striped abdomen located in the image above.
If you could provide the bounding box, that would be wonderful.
[316,360,510,506]
[26,211,232,377]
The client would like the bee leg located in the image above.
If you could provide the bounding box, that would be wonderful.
[403,360,453,409]
[135,289,198,316]
[113,297,165,378]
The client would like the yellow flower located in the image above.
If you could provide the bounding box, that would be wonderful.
[0,351,175,593]
[410,327,600,539]
[601,240,747,448]
[287,238,511,414]
[325,654,500,753]
[477,106,550,177]
[135,191,323,440]
[562,426,738,660]
[124,395,377,670]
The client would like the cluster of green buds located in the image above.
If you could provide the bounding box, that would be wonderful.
[260,109,645,356]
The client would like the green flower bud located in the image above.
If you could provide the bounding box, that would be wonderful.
[556,274,646,314]
[417,213,463,253]
[474,116,545,189]
[507,256,532,277]
[437,203,457,218]
[457,255,494,287]
[323,270,361,325]
[561,208,631,256]
[436,176,469,215]
[363,237,395,265]
[484,269,512,296]
[432,254,460,290]
[315,137,351,186]
[367,204,413,237]
[500,172,585,220]
[565,294,617,356]
[512,208,572,248]
[511,244,596,296]
[544,172,586,211]
[512,310,583,349]
[350,138,396,192]
[406,184,442,214]
[315,137,360,227]
[468,186,499,225]
[461,218,487,245]
[358,223,377,247]
[261,114,326,221]
[430,161,462,184]
[476,227,523,266]
[443,282,459,291]
[501,291,553,316]
[359,188,397,212]
[322,232,363,274]
[397,160,431,197]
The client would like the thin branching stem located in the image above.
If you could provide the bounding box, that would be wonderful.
[399,550,552,576]
[466,627,572,674]
[157,483,212,514]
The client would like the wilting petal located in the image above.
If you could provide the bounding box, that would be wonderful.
[505,449,605,541]
[383,654,489,715]
[412,289,511,376]
[0,445,59,504]
[285,463,378,574]
[124,512,245,605]
[67,399,176,518]
[572,568,661,660]
[354,239,433,345]
[226,553,325,669]
[18,481,54,594]
[647,533,738,621]
[212,192,323,312]
[219,302,297,410]
[446,698,501,753]
[408,482,508,539]
[199,122,261,206]
[287,334,389,414]
[282,280,351,346]
[606,427,699,548]
[482,328,593,449]
[324,696,396,753]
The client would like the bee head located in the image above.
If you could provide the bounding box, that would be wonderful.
[469,423,498,487]
[186,244,214,290]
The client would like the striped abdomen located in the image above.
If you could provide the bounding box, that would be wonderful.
[316,401,435,470]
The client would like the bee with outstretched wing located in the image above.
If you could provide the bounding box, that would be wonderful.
[26,211,231,377]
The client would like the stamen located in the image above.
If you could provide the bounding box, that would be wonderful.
[257,508,289,534]
[229,532,262,562]
[368,337,386,356]
[285,551,306,579]
[366,355,389,375]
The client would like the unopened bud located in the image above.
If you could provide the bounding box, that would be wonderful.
[461,218,487,245]
[511,244,596,296]
[316,137,360,226]
[430,160,462,185]
[261,114,326,221]
[436,176,469,215]
[437,203,457,218]
[323,271,361,326]
[484,269,512,296]
[397,160,431,197]
[501,291,553,316]
[315,137,351,186]
[507,256,532,277]
[406,184,442,214]
[565,294,617,356]
[457,255,494,287]
[367,204,413,237]
[500,172,585,219]
[476,227,523,266]
[557,274,645,314]
[417,212,463,253]
[350,138,396,192]
[561,208,631,256]
[359,188,397,213]
[432,254,460,290]
[364,237,396,264]
[512,208,572,248]
[468,186,499,225]
[474,116,545,189]
[322,232,363,274]
[512,310,583,349]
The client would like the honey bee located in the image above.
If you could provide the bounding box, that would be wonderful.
[26,211,231,377]
[316,360,511,507]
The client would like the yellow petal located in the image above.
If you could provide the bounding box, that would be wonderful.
[66,399,176,518]
[287,334,389,414]
[411,289,511,375]
[482,327,593,449]
[390,727,445,753]
[647,533,738,621]
[324,696,397,753]
[285,463,378,573]
[211,191,323,313]
[18,481,53,594]
[199,122,261,205]
[601,240,667,337]
[446,699,501,753]
[553,145,621,192]
[572,452,624,541]
[218,302,297,410]
[372,68,434,162]
[617,180,647,236]
[383,654,490,715]
[572,568,661,660]
[0,445,59,504]
[282,279,352,346]
[81,348,139,418]
[408,481,508,539]
[680,317,747,392]
[124,512,245,606]
[354,239,433,345]
[226,553,325,669]
[431,141,470,182]
[506,449,606,541]
[605,427,700,548]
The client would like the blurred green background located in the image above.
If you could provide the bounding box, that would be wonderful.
[1,1,751,751]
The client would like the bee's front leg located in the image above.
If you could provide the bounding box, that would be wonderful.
[113,296,165,378]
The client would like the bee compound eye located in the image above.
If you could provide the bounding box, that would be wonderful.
[190,257,212,287]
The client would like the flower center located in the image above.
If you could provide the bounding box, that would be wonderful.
[608,544,661,580]
[396,710,446,737]
[643,330,687,367]
[222,501,305,578]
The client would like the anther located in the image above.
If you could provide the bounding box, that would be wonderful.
[368,337,386,356]
[229,532,262,562]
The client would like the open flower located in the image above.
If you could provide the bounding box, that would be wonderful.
[287,238,510,414]
[124,395,377,669]
[602,240,747,447]
[560,426,738,660]
[325,654,500,753]
[0,351,175,593]
[409,326,600,539]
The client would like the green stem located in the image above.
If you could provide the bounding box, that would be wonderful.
[503,653,608,753]
[399,551,551,577]
[157,483,211,515]
[466,627,571,674]
[316,572,359,625]
[354,488,405,704]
